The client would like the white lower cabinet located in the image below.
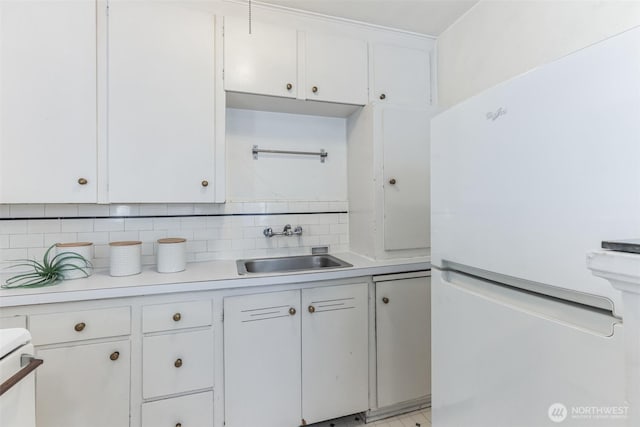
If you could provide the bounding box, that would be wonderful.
[224,283,369,427]
[36,340,131,427]
[375,273,431,408]
[142,391,214,427]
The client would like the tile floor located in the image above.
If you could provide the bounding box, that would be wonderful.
[309,408,432,427]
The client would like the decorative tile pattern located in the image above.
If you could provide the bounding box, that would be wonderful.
[309,409,432,427]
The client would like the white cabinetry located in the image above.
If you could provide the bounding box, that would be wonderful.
[375,273,431,409]
[224,17,368,106]
[141,391,214,427]
[31,307,131,427]
[372,43,431,106]
[348,105,435,258]
[223,16,298,98]
[305,33,368,105]
[108,2,218,203]
[224,283,369,427]
[0,0,97,203]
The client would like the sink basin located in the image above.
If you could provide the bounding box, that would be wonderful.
[236,254,353,275]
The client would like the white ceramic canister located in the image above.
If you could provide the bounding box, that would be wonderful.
[157,238,187,273]
[109,241,142,277]
[55,242,93,279]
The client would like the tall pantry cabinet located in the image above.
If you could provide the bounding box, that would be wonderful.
[348,43,436,259]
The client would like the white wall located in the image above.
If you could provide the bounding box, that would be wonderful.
[226,108,348,202]
[437,0,640,108]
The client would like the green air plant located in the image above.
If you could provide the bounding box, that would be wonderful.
[2,244,92,289]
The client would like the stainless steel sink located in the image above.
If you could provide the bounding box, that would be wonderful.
[236,254,353,275]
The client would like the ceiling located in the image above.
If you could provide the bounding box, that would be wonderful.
[258,0,479,36]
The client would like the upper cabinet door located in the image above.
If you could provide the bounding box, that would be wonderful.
[305,33,368,105]
[224,16,297,98]
[108,2,216,203]
[0,0,97,203]
[373,44,431,106]
[382,107,431,251]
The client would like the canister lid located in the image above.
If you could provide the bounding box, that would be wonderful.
[158,238,187,244]
[109,241,142,246]
[56,242,93,247]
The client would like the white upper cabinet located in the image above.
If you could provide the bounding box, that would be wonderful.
[108,2,217,203]
[224,16,298,98]
[305,33,368,105]
[0,0,97,203]
[224,17,368,106]
[372,43,431,106]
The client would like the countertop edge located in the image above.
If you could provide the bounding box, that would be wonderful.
[0,258,431,308]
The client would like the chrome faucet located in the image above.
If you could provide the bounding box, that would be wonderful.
[263,224,303,238]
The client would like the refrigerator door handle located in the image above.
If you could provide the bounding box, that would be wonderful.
[437,267,622,337]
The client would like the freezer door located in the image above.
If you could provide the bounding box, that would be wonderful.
[432,269,627,427]
[430,27,640,316]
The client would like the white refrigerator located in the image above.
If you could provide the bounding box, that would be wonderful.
[430,26,640,426]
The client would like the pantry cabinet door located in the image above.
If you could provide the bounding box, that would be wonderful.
[108,2,216,202]
[36,340,130,427]
[305,32,368,105]
[372,43,431,106]
[382,107,432,251]
[224,290,302,427]
[301,283,369,424]
[224,16,298,98]
[376,276,431,407]
[0,0,97,203]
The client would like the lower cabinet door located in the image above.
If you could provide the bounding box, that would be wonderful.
[36,340,130,427]
[142,391,213,427]
[301,283,369,424]
[376,276,431,407]
[143,329,214,399]
[224,290,301,427]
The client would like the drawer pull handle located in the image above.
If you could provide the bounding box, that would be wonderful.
[308,305,316,314]
[379,93,386,100]
[173,312,182,322]
[176,424,182,427]
[110,351,120,361]
[286,83,293,90]
[311,86,318,93]
[77,177,88,185]
[288,307,296,316]
[382,297,390,304]
[201,180,209,187]
[74,322,86,332]
[174,358,183,368]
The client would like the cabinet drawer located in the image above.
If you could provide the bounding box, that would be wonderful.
[142,391,213,427]
[143,329,214,398]
[30,307,131,346]
[143,300,212,333]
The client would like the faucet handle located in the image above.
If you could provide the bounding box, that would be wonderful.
[263,227,274,237]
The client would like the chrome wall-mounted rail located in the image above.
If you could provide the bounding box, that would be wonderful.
[252,145,327,163]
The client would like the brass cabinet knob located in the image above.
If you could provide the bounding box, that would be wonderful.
[379,93,386,100]
[311,86,318,93]
[74,322,86,332]
[173,312,182,322]
[77,178,88,185]
[174,358,183,368]
[286,83,293,90]
[110,351,120,361]
[382,297,390,304]
[308,305,316,314]
[389,178,397,185]
[201,180,209,187]
[288,307,296,316]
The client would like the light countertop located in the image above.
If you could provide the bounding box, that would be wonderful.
[0,252,430,308]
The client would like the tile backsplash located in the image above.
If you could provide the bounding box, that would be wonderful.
[0,202,349,269]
